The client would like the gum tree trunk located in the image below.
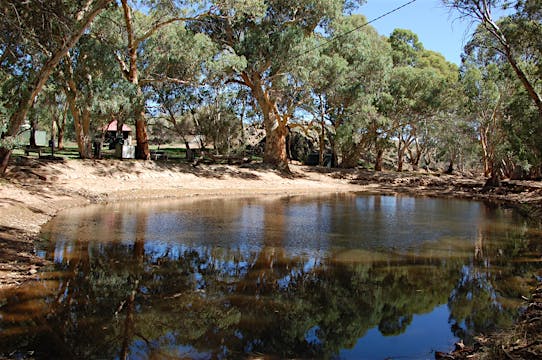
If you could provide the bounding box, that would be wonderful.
[319,96,326,166]
[135,104,150,160]
[397,140,405,172]
[243,72,289,171]
[374,149,384,171]
[120,0,150,160]
[55,104,67,150]
[263,119,288,169]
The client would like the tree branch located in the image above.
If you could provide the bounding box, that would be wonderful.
[139,76,191,86]
[120,0,138,82]
[134,12,213,45]
[114,51,130,79]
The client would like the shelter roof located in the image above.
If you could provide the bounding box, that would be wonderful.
[104,120,132,132]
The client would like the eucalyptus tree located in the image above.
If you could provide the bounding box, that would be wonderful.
[58,30,136,158]
[501,92,542,177]
[149,83,198,148]
[443,0,542,119]
[510,1,541,81]
[306,14,391,169]
[384,30,457,172]
[24,84,69,151]
[150,81,245,156]
[0,0,114,174]
[96,0,215,160]
[460,59,511,178]
[381,66,447,172]
[450,1,542,177]
[41,88,69,151]
[300,50,347,166]
[191,0,364,171]
[196,85,245,155]
[0,70,14,136]
[388,28,424,67]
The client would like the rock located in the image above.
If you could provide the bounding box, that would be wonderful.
[455,340,465,351]
[435,351,455,360]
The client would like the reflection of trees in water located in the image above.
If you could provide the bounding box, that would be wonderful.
[2,244,538,359]
[2,198,541,359]
[448,206,542,344]
[119,210,147,360]
[1,243,465,358]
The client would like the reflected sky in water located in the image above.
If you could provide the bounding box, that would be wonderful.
[1,193,541,360]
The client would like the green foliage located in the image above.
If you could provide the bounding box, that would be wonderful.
[193,86,244,154]
[389,28,424,67]
[0,0,538,175]
[445,0,542,176]
[0,0,114,138]
[312,15,392,167]
[383,66,448,118]
[61,29,138,130]
[455,0,542,176]
[0,71,11,136]
[503,89,542,169]
[143,21,217,84]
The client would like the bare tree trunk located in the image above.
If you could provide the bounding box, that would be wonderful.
[135,106,150,160]
[263,119,288,169]
[446,158,454,175]
[375,149,384,171]
[29,117,37,147]
[0,148,10,175]
[50,114,56,157]
[55,104,68,150]
[116,116,123,139]
[408,146,422,170]
[64,53,92,158]
[480,127,491,177]
[248,75,289,171]
[239,100,246,152]
[397,139,405,172]
[68,99,84,157]
[413,145,422,168]
[120,0,150,161]
[65,83,92,158]
[318,96,326,166]
[82,108,92,158]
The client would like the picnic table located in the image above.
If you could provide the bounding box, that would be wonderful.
[24,146,43,157]
[150,150,168,160]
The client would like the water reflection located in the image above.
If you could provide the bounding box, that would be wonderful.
[1,194,541,359]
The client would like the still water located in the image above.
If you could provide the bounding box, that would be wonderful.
[1,194,541,359]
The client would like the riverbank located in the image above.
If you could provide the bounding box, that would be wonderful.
[1,157,542,358]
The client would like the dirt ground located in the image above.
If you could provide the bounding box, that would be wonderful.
[1,157,542,359]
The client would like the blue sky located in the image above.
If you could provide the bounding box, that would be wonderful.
[356,0,477,65]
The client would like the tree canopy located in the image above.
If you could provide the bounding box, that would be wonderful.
[0,0,541,178]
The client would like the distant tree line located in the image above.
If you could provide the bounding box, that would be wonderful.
[0,0,540,179]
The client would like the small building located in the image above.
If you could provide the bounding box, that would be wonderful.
[101,120,135,159]
[103,120,132,144]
